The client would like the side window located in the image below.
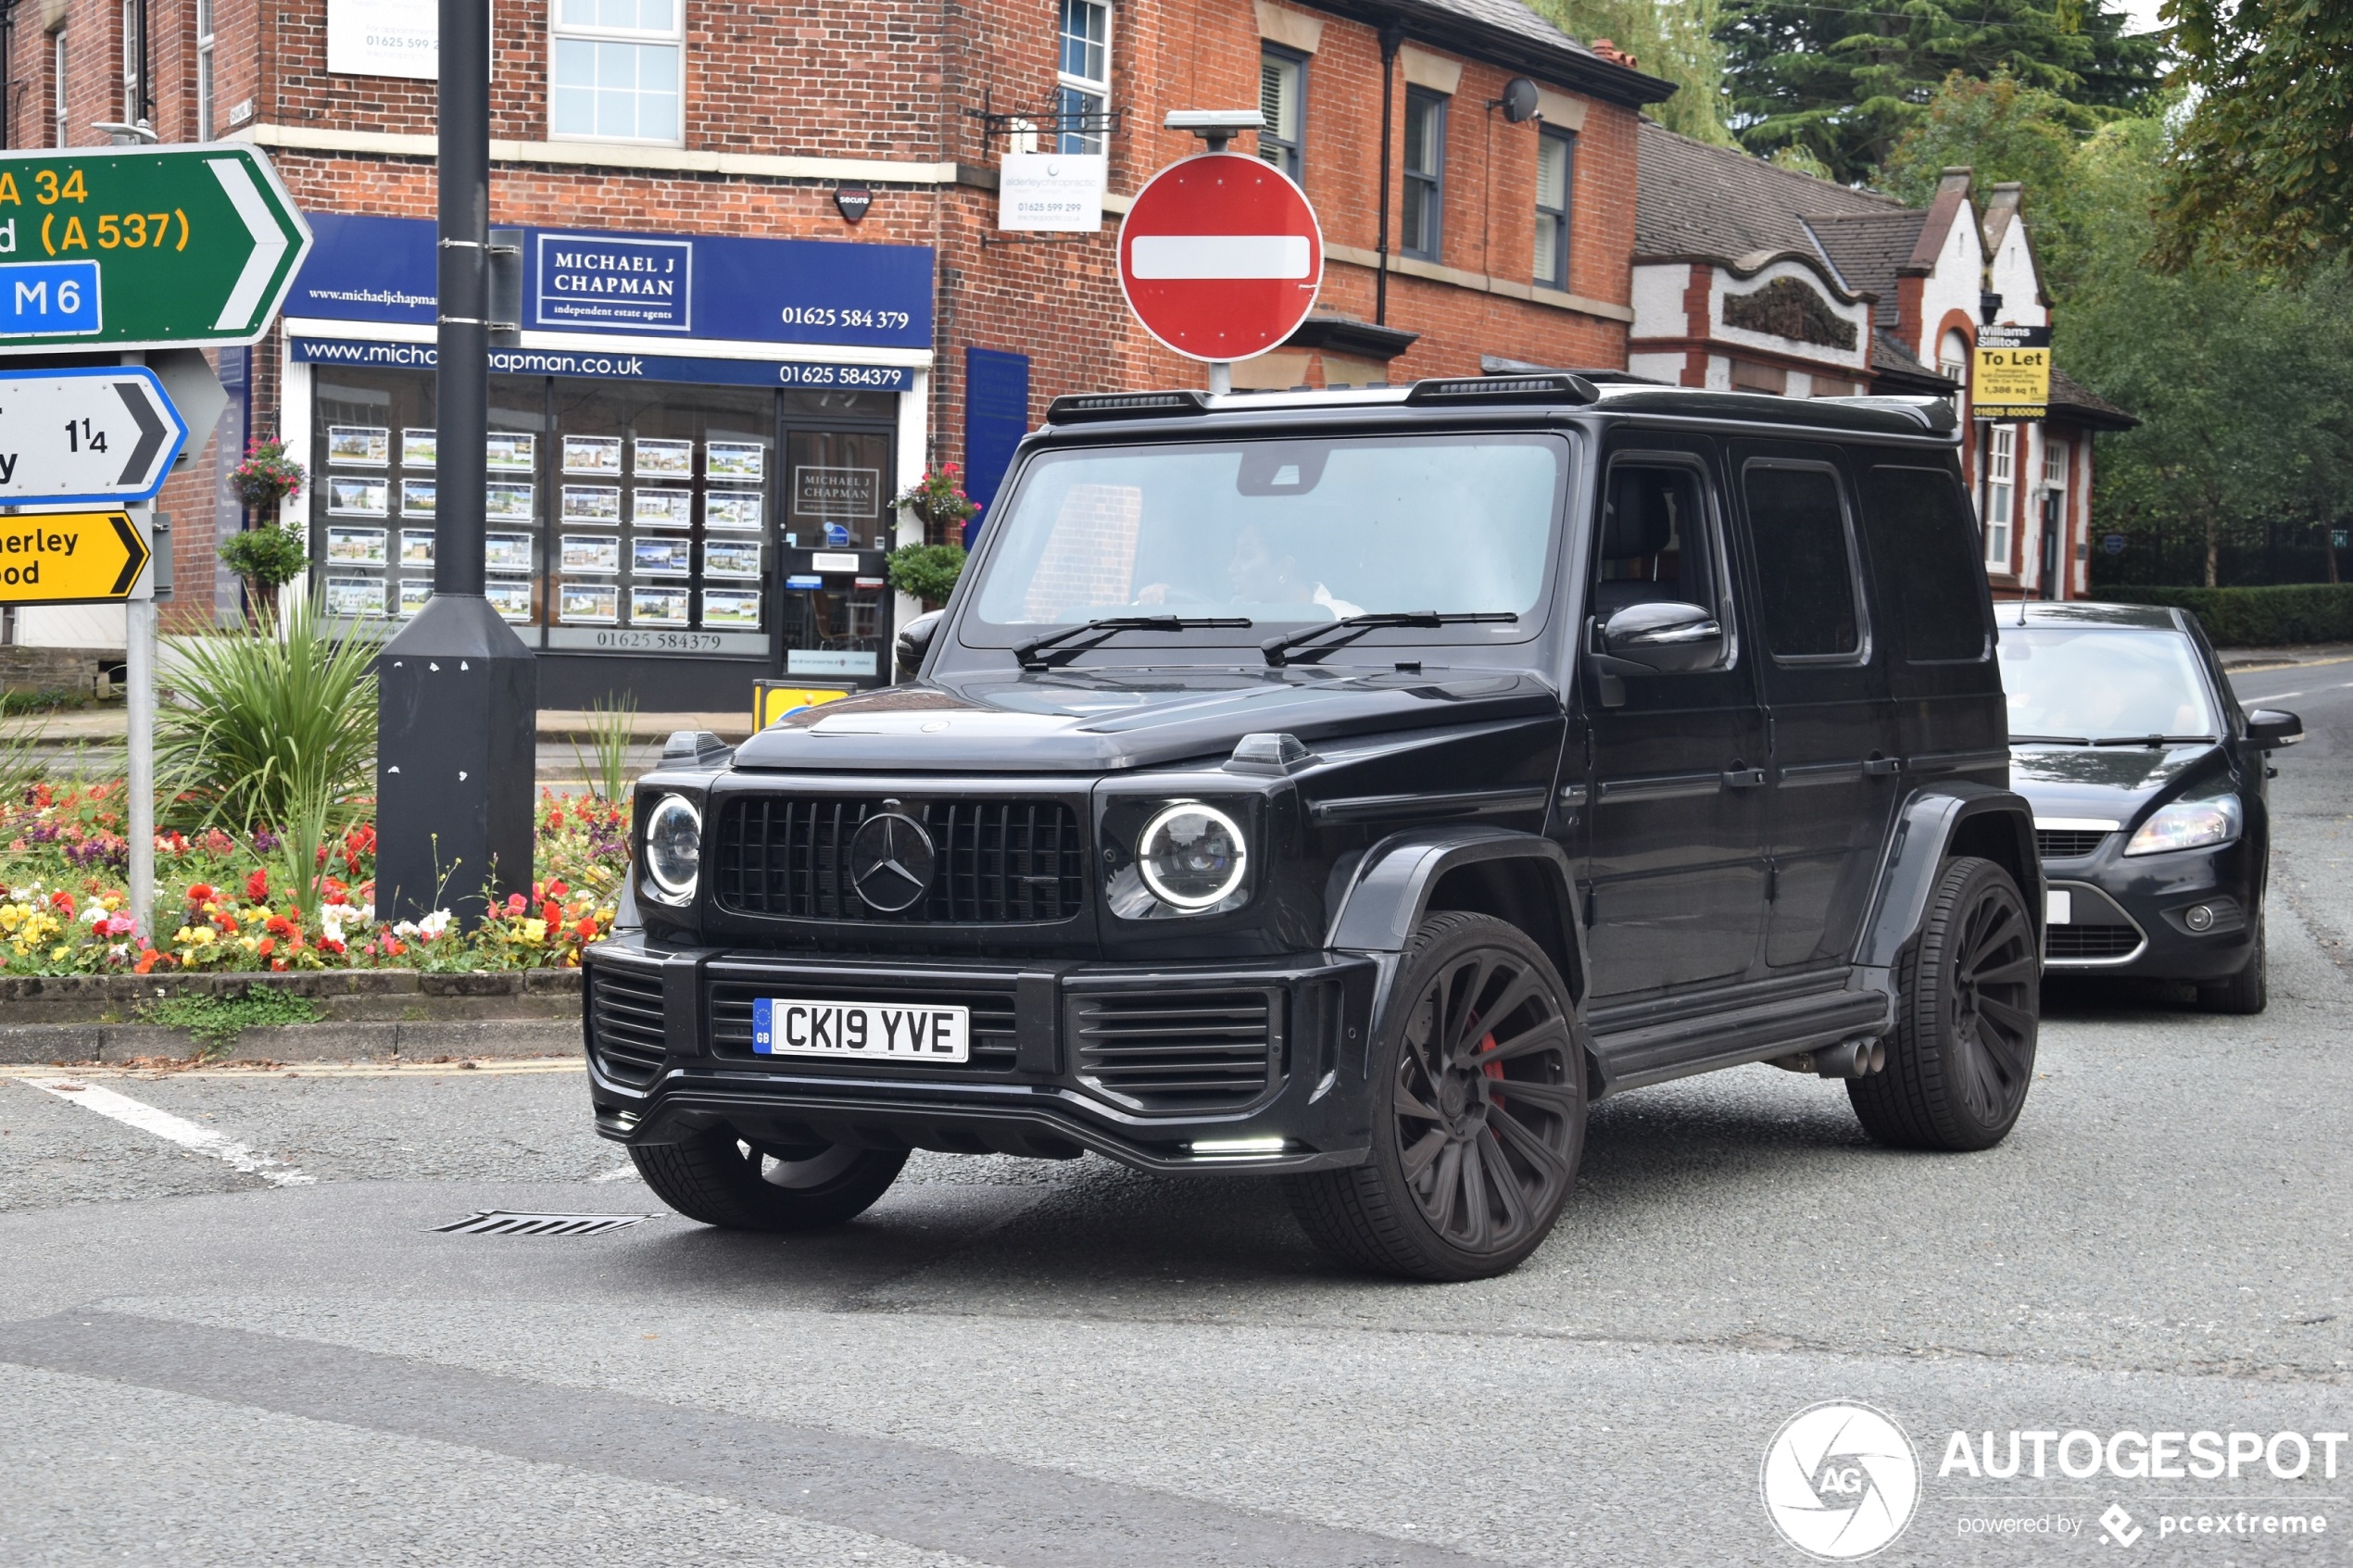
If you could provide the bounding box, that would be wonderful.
[1861,465,1991,662]
[1592,460,1725,650]
[1742,461,1863,659]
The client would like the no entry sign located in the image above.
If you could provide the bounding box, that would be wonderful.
[1117,153,1322,362]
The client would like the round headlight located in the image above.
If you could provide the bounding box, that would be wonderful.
[643,794,702,904]
[1137,802,1248,910]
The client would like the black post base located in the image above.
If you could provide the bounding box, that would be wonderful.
[375,594,537,927]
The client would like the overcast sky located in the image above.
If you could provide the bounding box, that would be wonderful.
[2114,0,2169,36]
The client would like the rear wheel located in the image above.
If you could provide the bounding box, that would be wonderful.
[1848,856,2039,1152]
[2196,909,2267,1014]
[632,1129,908,1231]
[1288,911,1586,1281]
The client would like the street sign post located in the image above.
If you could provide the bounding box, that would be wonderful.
[1117,151,1322,365]
[0,366,186,505]
[0,508,148,604]
[0,144,312,351]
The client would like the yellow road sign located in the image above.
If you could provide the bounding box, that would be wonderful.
[0,509,147,603]
[1973,324,2051,420]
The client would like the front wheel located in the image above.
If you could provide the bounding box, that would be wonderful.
[2196,910,2267,1014]
[1288,911,1587,1281]
[632,1128,908,1232]
[1848,856,2039,1152]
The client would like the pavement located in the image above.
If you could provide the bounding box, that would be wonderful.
[1,669,2349,1564]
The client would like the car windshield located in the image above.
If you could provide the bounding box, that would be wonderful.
[1998,627,2218,742]
[968,434,1567,634]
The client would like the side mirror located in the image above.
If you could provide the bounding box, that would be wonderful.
[1598,601,1724,674]
[2246,708,2303,748]
[896,608,943,680]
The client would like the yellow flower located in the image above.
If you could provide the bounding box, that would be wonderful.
[0,905,22,932]
[519,918,547,943]
[182,927,215,947]
[48,944,69,960]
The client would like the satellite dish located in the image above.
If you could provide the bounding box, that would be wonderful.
[1499,78,1541,123]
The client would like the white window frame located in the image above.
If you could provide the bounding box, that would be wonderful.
[1985,425,2015,569]
[120,0,139,125]
[1401,85,1446,262]
[1258,45,1303,180]
[1532,125,1573,290]
[52,31,69,148]
[195,0,215,141]
[549,0,686,147]
[2043,433,2067,488]
[1056,0,1112,156]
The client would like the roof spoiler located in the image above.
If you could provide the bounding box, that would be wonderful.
[1818,395,1960,435]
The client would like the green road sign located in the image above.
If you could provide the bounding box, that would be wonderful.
[0,144,312,352]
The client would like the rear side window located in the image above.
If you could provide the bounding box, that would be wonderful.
[1860,465,1991,662]
[1741,461,1863,659]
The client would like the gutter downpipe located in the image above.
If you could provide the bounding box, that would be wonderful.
[1375,21,1403,326]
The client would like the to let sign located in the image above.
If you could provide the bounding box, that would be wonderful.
[0,510,148,604]
[1973,324,2051,420]
[1117,152,1322,362]
[0,144,311,351]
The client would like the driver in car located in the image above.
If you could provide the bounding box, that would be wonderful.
[1135,521,1365,620]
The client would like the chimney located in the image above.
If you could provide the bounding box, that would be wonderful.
[1937,167,1974,199]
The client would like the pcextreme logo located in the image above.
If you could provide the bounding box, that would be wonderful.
[1761,1401,1922,1560]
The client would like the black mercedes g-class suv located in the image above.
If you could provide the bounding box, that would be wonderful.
[585,372,2043,1281]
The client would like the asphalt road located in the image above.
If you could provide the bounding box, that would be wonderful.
[4,662,2350,1566]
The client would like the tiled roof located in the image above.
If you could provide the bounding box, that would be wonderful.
[1635,122,1904,263]
[1361,0,1678,106]
[1805,212,1931,326]
[1870,329,1954,387]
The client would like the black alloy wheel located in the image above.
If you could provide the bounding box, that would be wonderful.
[1849,856,2040,1152]
[632,1128,909,1232]
[1290,911,1587,1280]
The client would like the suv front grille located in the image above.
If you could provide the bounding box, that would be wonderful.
[2035,828,2110,859]
[1072,988,1279,1113]
[711,797,1087,924]
[588,966,668,1087]
[707,980,1020,1073]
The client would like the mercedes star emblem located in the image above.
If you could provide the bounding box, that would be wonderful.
[849,810,936,912]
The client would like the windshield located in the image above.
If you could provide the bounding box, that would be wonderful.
[1998,627,2219,742]
[969,434,1567,634]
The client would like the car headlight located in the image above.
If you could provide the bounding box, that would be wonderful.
[642,794,702,904]
[2125,795,2241,857]
[1136,801,1249,910]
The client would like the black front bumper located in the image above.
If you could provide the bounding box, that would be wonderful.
[581,935,1382,1173]
[2040,834,2262,983]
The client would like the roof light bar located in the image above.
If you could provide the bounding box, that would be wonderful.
[1403,371,1600,407]
[1044,389,1210,423]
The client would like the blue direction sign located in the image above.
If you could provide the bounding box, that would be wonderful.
[0,366,186,505]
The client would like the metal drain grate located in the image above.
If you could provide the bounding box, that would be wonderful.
[432,1210,650,1237]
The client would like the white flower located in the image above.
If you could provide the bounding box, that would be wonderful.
[82,902,109,926]
[416,909,452,940]
[320,904,355,943]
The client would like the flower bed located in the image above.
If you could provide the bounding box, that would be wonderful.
[1,783,629,975]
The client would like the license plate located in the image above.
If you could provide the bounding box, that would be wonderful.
[751,997,971,1062]
[2046,890,2072,925]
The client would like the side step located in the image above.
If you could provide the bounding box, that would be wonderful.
[1591,975,1892,1096]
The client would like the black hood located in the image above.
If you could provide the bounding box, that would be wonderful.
[733,666,1563,773]
[2007,741,2229,819]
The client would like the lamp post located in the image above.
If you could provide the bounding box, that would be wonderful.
[372,0,536,927]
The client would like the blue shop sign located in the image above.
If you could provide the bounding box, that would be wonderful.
[289,213,932,350]
[288,335,911,391]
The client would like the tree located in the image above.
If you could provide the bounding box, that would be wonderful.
[1878,69,2092,298]
[2060,119,2353,584]
[1529,0,1735,144]
[1718,0,2162,183]
[2155,0,2353,275]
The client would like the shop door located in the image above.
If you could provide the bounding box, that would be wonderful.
[779,428,895,686]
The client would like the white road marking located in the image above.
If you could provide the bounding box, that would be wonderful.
[590,1163,642,1184]
[1128,233,1312,279]
[2254,690,2306,701]
[17,1077,315,1186]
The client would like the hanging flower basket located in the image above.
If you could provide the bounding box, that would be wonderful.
[895,463,980,547]
[231,436,308,512]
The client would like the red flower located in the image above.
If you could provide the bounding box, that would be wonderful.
[256,936,276,958]
[546,880,569,899]
[265,915,296,937]
[506,892,527,914]
[186,883,216,904]
[540,901,562,927]
[48,890,73,911]
[245,869,271,903]
[574,918,599,941]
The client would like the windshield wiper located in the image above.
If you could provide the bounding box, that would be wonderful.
[1262,611,1517,667]
[1010,615,1252,670]
[2009,734,2092,745]
[2091,734,2216,747]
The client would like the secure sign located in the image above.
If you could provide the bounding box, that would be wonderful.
[0,511,148,604]
[0,367,186,505]
[0,144,312,351]
[1117,151,1323,361]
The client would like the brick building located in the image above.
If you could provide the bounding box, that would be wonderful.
[0,0,1669,706]
[1627,125,2135,601]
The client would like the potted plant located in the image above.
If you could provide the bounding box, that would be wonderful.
[230,436,307,513]
[896,462,980,547]
[886,543,966,610]
[218,523,310,622]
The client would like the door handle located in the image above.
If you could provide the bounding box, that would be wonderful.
[1721,766,1768,789]
[1862,755,1903,777]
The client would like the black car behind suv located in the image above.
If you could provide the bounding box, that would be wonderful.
[587,373,2044,1280]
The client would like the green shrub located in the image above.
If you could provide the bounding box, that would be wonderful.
[158,594,383,834]
[138,986,324,1055]
[218,523,310,619]
[887,543,967,605]
[2095,584,2353,647]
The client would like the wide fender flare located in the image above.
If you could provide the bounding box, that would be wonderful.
[1855,781,2044,973]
